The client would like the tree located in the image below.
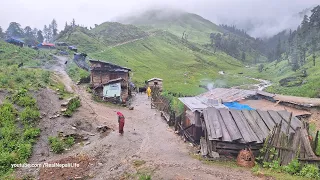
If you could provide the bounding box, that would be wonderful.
[0,26,4,39]
[300,15,310,39]
[24,26,36,45]
[48,24,53,41]
[241,52,246,62]
[275,38,282,62]
[37,30,44,43]
[6,22,24,38]
[210,33,215,45]
[72,18,76,27]
[43,25,49,42]
[309,5,320,29]
[311,36,317,66]
[51,19,58,36]
[213,33,222,53]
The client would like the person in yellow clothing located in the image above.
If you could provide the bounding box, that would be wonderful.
[147,87,151,98]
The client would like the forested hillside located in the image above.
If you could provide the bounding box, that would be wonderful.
[245,5,320,97]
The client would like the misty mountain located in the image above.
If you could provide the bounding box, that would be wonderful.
[223,7,313,38]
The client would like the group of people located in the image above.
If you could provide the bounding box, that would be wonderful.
[116,87,152,135]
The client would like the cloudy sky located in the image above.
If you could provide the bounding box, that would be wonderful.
[0,0,318,37]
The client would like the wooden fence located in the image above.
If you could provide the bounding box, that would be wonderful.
[263,121,317,165]
[151,86,180,126]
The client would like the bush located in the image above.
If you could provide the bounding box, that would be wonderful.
[65,136,75,148]
[19,107,40,124]
[298,164,320,179]
[48,137,65,154]
[283,159,301,175]
[63,98,81,117]
[23,127,40,141]
[48,136,75,153]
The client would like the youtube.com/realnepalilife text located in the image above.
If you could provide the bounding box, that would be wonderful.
[11,163,80,168]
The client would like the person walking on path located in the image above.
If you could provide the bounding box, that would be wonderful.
[117,112,125,134]
[147,87,151,98]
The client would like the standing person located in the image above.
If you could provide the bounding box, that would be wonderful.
[147,87,151,98]
[117,112,125,134]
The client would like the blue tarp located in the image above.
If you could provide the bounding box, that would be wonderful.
[223,102,255,110]
[6,38,24,44]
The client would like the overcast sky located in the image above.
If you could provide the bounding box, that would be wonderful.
[0,0,318,37]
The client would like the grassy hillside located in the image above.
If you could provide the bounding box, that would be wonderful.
[244,53,320,98]
[0,41,53,179]
[90,31,257,95]
[119,9,221,45]
[91,22,148,46]
[56,27,105,53]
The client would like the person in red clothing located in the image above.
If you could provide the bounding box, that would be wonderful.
[117,112,125,134]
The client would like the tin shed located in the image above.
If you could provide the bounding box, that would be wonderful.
[147,78,163,91]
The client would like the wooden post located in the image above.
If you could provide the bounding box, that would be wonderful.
[314,131,319,153]
[286,112,292,135]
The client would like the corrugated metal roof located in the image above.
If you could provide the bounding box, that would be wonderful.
[89,59,131,71]
[178,97,227,112]
[203,108,302,144]
[148,78,163,82]
[197,88,256,102]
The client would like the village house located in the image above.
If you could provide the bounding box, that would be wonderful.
[5,37,24,47]
[37,43,55,49]
[178,88,319,157]
[89,59,131,104]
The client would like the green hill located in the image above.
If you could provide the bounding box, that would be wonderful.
[119,9,221,45]
[90,30,257,95]
[56,27,105,53]
[91,22,148,46]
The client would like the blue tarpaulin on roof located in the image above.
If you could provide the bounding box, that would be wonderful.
[223,102,255,110]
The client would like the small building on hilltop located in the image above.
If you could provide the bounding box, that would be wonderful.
[89,60,131,104]
[147,78,163,91]
[5,37,24,47]
[37,43,55,49]
[55,42,68,46]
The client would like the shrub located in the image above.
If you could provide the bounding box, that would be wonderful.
[48,136,75,153]
[0,152,17,175]
[15,96,36,107]
[63,98,81,117]
[23,127,40,141]
[19,107,40,124]
[16,143,32,162]
[65,136,75,148]
[298,164,320,179]
[283,159,301,175]
[48,137,65,154]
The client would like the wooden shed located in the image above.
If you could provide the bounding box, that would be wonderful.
[147,78,163,91]
[201,107,302,157]
[178,97,227,143]
[89,60,131,103]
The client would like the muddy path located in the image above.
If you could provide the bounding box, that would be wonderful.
[16,56,262,180]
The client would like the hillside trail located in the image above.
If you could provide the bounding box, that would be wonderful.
[100,32,157,53]
[31,55,261,179]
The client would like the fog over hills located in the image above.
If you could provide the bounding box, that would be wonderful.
[1,0,318,38]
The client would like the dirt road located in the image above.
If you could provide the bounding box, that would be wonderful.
[16,56,261,180]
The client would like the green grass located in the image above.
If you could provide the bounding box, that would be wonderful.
[48,136,75,154]
[91,31,256,95]
[121,10,221,45]
[0,41,71,179]
[91,22,148,46]
[245,53,320,97]
[66,60,90,82]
